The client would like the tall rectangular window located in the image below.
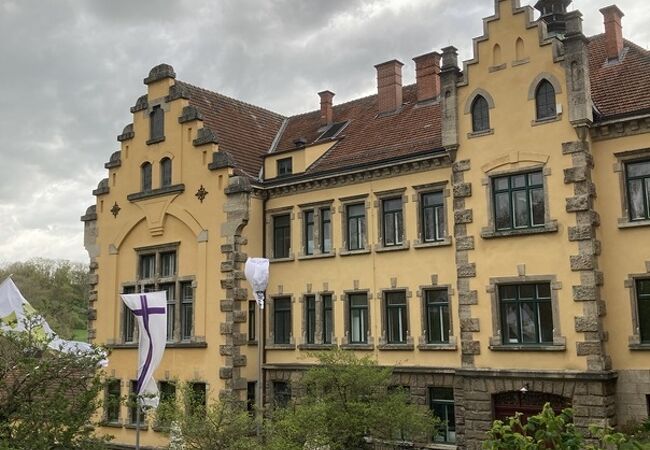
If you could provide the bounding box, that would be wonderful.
[157,381,176,428]
[105,379,121,423]
[140,254,155,279]
[247,382,256,414]
[347,203,366,251]
[499,283,553,345]
[273,214,291,259]
[382,198,404,247]
[129,380,146,424]
[421,192,445,243]
[425,290,450,344]
[160,252,176,277]
[636,279,650,343]
[277,158,293,177]
[430,388,456,443]
[180,282,193,341]
[385,291,408,344]
[274,297,292,345]
[161,283,176,341]
[349,293,368,344]
[320,208,332,253]
[626,160,650,221]
[187,382,206,417]
[122,286,136,343]
[150,105,164,140]
[304,211,315,255]
[248,300,256,341]
[305,295,316,344]
[272,381,291,408]
[322,294,333,344]
[493,171,544,231]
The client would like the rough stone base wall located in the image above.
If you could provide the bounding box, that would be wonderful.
[616,370,650,426]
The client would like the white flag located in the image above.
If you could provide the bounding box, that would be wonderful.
[120,291,167,409]
[244,258,269,309]
[0,277,105,364]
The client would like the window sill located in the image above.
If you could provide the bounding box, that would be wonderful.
[629,343,650,351]
[489,344,566,352]
[265,344,296,350]
[340,343,374,351]
[146,136,165,145]
[417,343,457,351]
[481,221,558,239]
[467,128,494,139]
[339,248,371,257]
[618,218,650,229]
[100,421,123,429]
[375,242,410,253]
[247,340,258,346]
[107,341,207,349]
[152,425,171,433]
[297,252,336,261]
[269,256,295,263]
[378,343,415,351]
[531,114,562,127]
[413,238,452,249]
[124,423,149,430]
[298,344,337,350]
[127,184,185,202]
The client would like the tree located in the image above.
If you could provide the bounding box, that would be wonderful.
[0,317,110,449]
[265,349,438,450]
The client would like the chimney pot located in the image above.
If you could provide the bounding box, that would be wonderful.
[375,59,404,114]
[318,90,335,126]
[441,46,459,71]
[413,51,441,102]
[600,5,625,61]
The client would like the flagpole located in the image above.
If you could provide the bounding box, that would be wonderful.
[256,291,265,437]
[135,396,141,450]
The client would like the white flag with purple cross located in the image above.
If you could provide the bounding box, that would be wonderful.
[120,291,167,409]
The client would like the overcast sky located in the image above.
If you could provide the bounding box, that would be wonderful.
[0,0,647,265]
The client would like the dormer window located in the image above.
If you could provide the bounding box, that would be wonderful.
[160,157,172,187]
[150,105,164,141]
[277,158,293,177]
[316,121,348,142]
[141,162,152,192]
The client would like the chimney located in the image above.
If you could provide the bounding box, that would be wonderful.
[318,90,335,126]
[413,52,441,103]
[375,59,404,114]
[600,5,625,61]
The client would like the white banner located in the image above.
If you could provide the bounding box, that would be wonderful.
[244,258,269,309]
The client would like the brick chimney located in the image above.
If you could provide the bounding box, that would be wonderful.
[600,5,625,61]
[413,52,441,103]
[375,60,404,114]
[318,90,335,126]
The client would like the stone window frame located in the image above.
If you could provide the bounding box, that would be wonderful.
[412,182,452,249]
[298,290,337,350]
[147,104,166,145]
[377,286,414,350]
[341,288,374,350]
[527,72,563,126]
[625,263,650,350]
[480,162,558,239]
[141,161,153,192]
[103,378,122,425]
[428,386,457,443]
[614,148,650,229]
[297,201,336,260]
[374,188,410,253]
[417,279,457,351]
[339,195,371,256]
[464,88,495,139]
[160,156,173,188]
[266,294,296,350]
[487,274,566,351]
[265,207,295,262]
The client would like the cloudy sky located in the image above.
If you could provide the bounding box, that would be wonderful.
[0,0,647,265]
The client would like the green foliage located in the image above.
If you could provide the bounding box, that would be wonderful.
[0,258,89,339]
[484,403,650,450]
[0,318,110,449]
[265,349,438,450]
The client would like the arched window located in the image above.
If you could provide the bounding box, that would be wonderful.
[150,105,164,141]
[141,162,152,192]
[471,95,490,132]
[535,80,556,120]
[515,37,525,61]
[492,44,502,66]
[160,157,172,187]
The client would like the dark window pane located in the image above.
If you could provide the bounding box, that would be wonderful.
[161,283,175,341]
[150,106,164,140]
[495,192,512,230]
[531,188,545,226]
[304,211,314,255]
[500,284,553,345]
[471,96,490,132]
[160,252,176,277]
[274,297,291,344]
[160,158,172,187]
[627,161,650,178]
[106,380,121,422]
[273,381,291,408]
[512,174,526,189]
[503,302,520,344]
[140,254,155,278]
[536,80,556,120]
[321,208,332,253]
[529,171,543,186]
[181,282,193,340]
[349,294,368,344]
[347,204,365,251]
[383,198,403,247]
[500,285,517,300]
[639,297,650,343]
[273,215,291,259]
[538,301,554,343]
[305,295,316,344]
[628,179,646,220]
[519,285,536,299]
[493,171,545,231]
[323,295,333,344]
[520,303,537,343]
[277,158,292,177]
[430,387,455,443]
[494,177,509,191]
[141,163,152,192]
[512,190,529,228]
[248,300,256,341]
[384,198,402,212]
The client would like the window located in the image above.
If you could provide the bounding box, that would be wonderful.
[322,294,333,344]
[305,295,316,344]
[636,279,650,343]
[499,283,553,345]
[347,203,366,251]
[277,158,292,177]
[385,291,408,344]
[129,380,146,424]
[349,293,368,344]
[274,297,292,345]
[247,382,256,414]
[161,283,176,341]
[150,105,164,141]
[430,387,456,443]
[160,252,176,277]
[272,381,291,408]
[273,214,291,259]
[157,381,176,428]
[535,80,556,120]
[160,157,172,187]
[471,95,490,132]
[248,300,256,341]
[320,208,332,253]
[105,379,121,423]
[626,160,650,221]
[421,191,445,243]
[425,290,450,344]
[304,211,315,255]
[187,382,206,417]
[141,162,152,192]
[382,198,404,247]
[180,282,193,341]
[140,254,155,278]
[493,171,544,231]
[122,286,136,343]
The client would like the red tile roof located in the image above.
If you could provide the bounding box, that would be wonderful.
[588,34,650,120]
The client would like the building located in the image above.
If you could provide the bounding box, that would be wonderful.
[81,1,650,448]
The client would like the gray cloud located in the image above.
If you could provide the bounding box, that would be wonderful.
[0,0,645,263]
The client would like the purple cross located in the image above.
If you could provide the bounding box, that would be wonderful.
[132,294,165,395]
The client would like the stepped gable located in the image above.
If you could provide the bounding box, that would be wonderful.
[177,81,286,178]
[588,34,650,121]
[275,83,443,175]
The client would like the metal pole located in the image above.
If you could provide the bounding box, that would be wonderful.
[135,396,141,450]
[256,293,265,437]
